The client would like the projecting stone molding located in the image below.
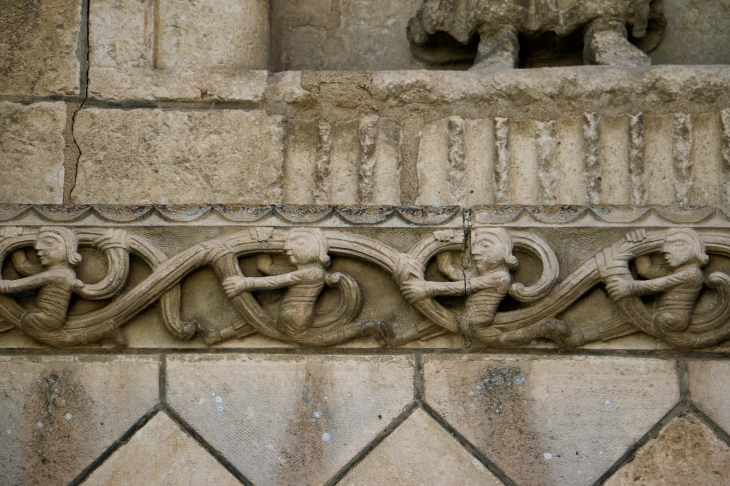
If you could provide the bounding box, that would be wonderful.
[2,205,730,351]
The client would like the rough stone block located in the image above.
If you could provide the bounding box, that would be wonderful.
[82,412,240,486]
[423,355,679,486]
[88,0,269,101]
[0,0,82,97]
[0,355,159,485]
[341,408,503,486]
[273,0,424,71]
[71,108,285,204]
[605,413,730,486]
[689,360,730,435]
[0,101,67,204]
[166,354,414,485]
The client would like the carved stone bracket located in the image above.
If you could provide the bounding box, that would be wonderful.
[2,205,730,350]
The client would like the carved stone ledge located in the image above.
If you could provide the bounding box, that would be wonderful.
[1,205,729,352]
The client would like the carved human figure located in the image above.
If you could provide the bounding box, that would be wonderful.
[213,228,389,345]
[0,228,82,334]
[408,0,665,70]
[606,228,708,333]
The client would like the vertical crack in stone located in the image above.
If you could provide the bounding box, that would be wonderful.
[313,119,333,205]
[672,113,693,206]
[583,113,602,204]
[494,117,510,204]
[721,109,730,205]
[535,120,558,205]
[357,115,379,205]
[447,116,466,206]
[629,113,646,206]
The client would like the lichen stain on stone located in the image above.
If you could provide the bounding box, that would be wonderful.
[20,368,91,485]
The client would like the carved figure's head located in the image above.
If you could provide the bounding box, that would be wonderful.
[471,228,518,274]
[284,228,330,267]
[662,228,709,268]
[35,227,82,268]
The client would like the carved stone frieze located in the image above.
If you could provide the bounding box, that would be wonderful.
[2,205,730,351]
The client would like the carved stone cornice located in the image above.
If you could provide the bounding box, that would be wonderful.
[1,205,729,351]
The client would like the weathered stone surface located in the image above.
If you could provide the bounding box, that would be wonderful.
[650,0,730,66]
[82,412,240,486]
[341,408,503,486]
[423,356,679,486]
[166,355,414,485]
[0,356,159,485]
[0,0,82,97]
[71,108,285,204]
[605,413,730,486]
[272,0,424,71]
[0,102,67,204]
[689,360,730,435]
[88,0,269,101]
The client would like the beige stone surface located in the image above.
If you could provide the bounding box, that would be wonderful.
[605,413,730,486]
[82,412,240,486]
[71,108,285,204]
[166,355,414,485]
[0,356,159,485]
[423,356,679,486]
[650,0,730,66]
[88,0,269,101]
[272,0,424,71]
[341,408,503,486]
[0,0,81,97]
[0,101,67,204]
[689,360,730,435]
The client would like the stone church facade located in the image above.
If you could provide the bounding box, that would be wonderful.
[2,1,730,484]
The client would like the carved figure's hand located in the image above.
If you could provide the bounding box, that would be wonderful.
[401,280,431,304]
[72,279,86,292]
[626,229,647,243]
[0,280,8,294]
[605,279,636,301]
[222,277,252,299]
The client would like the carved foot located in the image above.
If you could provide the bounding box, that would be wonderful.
[539,319,575,348]
[104,321,128,348]
[471,26,519,71]
[584,19,651,67]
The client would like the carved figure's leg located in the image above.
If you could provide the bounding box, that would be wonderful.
[583,18,651,67]
[196,317,257,346]
[472,26,519,71]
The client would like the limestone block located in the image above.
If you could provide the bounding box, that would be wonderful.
[273,0,424,71]
[0,102,67,204]
[166,355,414,485]
[0,0,82,97]
[82,412,240,486]
[71,108,285,204]
[0,355,159,485]
[650,0,730,66]
[341,408,503,486]
[283,116,403,205]
[689,360,730,435]
[88,0,269,101]
[423,355,679,486]
[605,413,730,486]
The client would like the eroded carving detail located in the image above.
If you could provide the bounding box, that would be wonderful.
[629,113,647,206]
[583,113,602,204]
[673,113,693,206]
[494,117,511,204]
[408,0,665,70]
[2,220,730,350]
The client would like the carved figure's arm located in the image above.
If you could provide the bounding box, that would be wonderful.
[222,268,322,298]
[11,250,43,277]
[634,255,669,279]
[255,254,295,276]
[400,280,465,304]
[0,272,56,294]
[631,269,697,295]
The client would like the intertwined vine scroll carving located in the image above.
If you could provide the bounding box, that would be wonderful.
[1,224,730,349]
